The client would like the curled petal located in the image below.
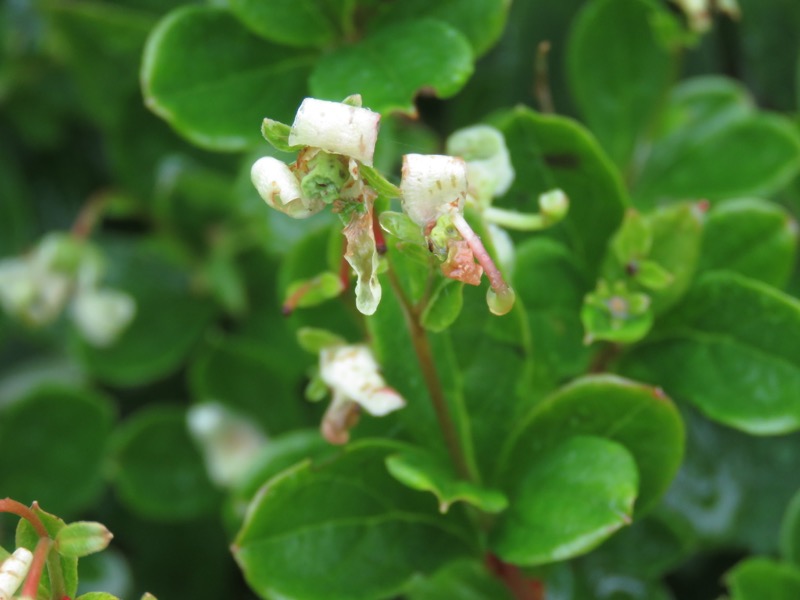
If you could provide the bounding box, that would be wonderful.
[288,97,380,166]
[251,156,324,219]
[343,201,382,316]
[400,154,468,227]
[441,240,483,286]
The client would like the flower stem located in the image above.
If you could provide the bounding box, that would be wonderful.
[486,553,545,600]
[0,499,48,538]
[386,265,474,482]
[21,537,50,599]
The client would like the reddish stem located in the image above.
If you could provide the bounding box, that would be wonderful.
[21,537,51,598]
[371,210,387,255]
[71,192,108,240]
[339,251,351,291]
[0,499,48,538]
[486,554,544,600]
[450,213,511,296]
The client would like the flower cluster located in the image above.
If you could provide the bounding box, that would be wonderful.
[0,234,136,346]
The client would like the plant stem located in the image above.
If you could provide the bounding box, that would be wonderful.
[486,554,544,600]
[385,264,474,482]
[20,537,50,599]
[0,499,48,538]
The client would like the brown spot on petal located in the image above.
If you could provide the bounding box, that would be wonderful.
[442,240,483,286]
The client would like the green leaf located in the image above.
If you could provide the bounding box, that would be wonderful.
[781,488,800,567]
[111,406,220,521]
[77,594,121,600]
[493,106,627,277]
[71,237,216,386]
[621,272,800,435]
[261,117,302,153]
[385,446,508,513]
[233,441,476,600]
[365,0,510,57]
[490,435,638,566]
[16,505,78,599]
[55,521,113,558]
[700,197,798,289]
[0,385,113,516]
[421,279,464,333]
[405,558,514,600]
[284,271,345,309]
[228,0,350,48]
[310,19,473,116]
[360,164,401,200]
[142,6,313,150]
[498,375,684,514]
[296,327,347,354]
[634,76,800,205]
[513,238,592,386]
[567,0,677,168]
[726,557,800,600]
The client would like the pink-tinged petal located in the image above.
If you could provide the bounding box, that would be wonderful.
[441,240,483,286]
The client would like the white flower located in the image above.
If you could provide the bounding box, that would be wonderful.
[400,154,468,228]
[0,547,33,600]
[318,344,405,444]
[70,287,136,347]
[446,124,515,206]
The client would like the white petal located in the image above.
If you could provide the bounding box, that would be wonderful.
[400,154,468,227]
[288,98,380,166]
[251,157,302,209]
[71,287,136,347]
[0,547,33,600]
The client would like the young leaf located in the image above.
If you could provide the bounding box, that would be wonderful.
[142,6,313,150]
[421,279,464,333]
[310,19,473,116]
[55,521,113,558]
[233,442,476,600]
[490,435,638,566]
[700,198,798,289]
[567,0,678,168]
[497,375,684,514]
[621,272,800,435]
[385,446,508,514]
[16,505,78,599]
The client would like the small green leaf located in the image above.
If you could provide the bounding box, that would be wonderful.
[386,447,508,514]
[360,164,401,199]
[310,19,473,116]
[111,406,219,521]
[142,6,313,150]
[261,117,302,153]
[76,594,121,600]
[379,211,427,247]
[781,488,800,568]
[582,280,653,344]
[228,0,349,48]
[621,272,800,435]
[16,505,78,599]
[567,0,678,167]
[233,441,476,600]
[498,375,684,514]
[493,106,627,278]
[284,271,345,309]
[490,435,638,566]
[700,197,798,289]
[55,521,113,558]
[635,260,673,290]
[296,327,347,354]
[726,557,800,600]
[421,279,464,333]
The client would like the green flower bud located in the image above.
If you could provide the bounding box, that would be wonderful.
[55,521,113,558]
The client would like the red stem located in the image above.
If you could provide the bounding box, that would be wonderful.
[0,499,48,538]
[21,537,51,598]
[371,210,387,255]
[486,554,544,600]
[71,192,108,240]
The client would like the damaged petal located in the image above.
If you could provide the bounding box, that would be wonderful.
[321,395,361,445]
[441,240,483,286]
[343,201,382,315]
[400,154,468,227]
[288,97,380,166]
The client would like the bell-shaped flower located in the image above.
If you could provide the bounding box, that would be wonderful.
[400,154,516,316]
[318,344,405,445]
[70,287,136,347]
[251,96,384,315]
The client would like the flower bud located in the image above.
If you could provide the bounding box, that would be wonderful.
[288,97,380,166]
[446,125,515,203]
[54,521,113,558]
[70,287,136,347]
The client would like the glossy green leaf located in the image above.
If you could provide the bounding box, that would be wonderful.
[634,77,800,205]
[71,238,216,386]
[421,279,464,333]
[781,488,800,567]
[498,375,684,514]
[726,557,800,600]
[16,505,78,599]
[567,0,677,167]
[310,19,473,116]
[385,447,508,513]
[700,198,798,289]
[646,201,705,313]
[111,406,219,521]
[621,272,800,435]
[0,385,113,516]
[493,106,627,277]
[405,558,514,600]
[229,0,350,48]
[490,435,638,566]
[366,0,510,57]
[233,441,476,600]
[142,6,313,150]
